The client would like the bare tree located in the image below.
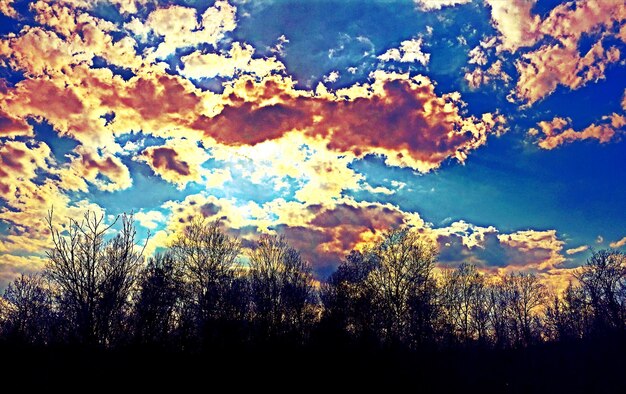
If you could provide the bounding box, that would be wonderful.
[366,228,437,345]
[2,274,55,344]
[440,263,487,344]
[45,210,145,345]
[169,218,241,336]
[133,253,184,345]
[321,250,378,341]
[248,234,315,340]
[501,272,546,347]
[575,250,626,333]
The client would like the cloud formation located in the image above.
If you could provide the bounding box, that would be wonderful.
[199,72,506,172]
[610,236,626,249]
[0,0,620,291]
[414,0,471,11]
[479,0,626,104]
[529,114,624,149]
[141,1,237,59]
[378,37,430,65]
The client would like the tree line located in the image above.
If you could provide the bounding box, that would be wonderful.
[1,211,625,352]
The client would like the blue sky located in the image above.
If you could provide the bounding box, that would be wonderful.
[0,0,625,288]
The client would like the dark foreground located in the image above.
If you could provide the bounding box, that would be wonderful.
[2,337,626,393]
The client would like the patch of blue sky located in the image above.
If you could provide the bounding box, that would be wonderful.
[92,56,136,81]
[0,65,25,86]
[115,131,166,150]
[233,0,437,88]
[207,158,301,204]
[33,121,79,164]
[347,131,626,251]
[0,14,19,34]
[532,0,571,17]
[79,159,199,215]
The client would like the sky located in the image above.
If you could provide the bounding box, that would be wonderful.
[0,0,625,290]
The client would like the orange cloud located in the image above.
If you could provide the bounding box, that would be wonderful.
[514,39,621,105]
[610,236,626,249]
[63,146,132,192]
[481,0,626,104]
[0,0,16,18]
[138,138,219,189]
[0,108,32,138]
[433,221,567,274]
[153,194,425,274]
[196,72,506,172]
[497,229,566,272]
[180,42,285,80]
[0,140,51,197]
[566,245,589,255]
[530,114,623,149]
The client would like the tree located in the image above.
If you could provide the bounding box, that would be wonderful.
[45,210,145,345]
[575,250,626,333]
[169,218,241,340]
[440,263,488,344]
[133,253,184,345]
[248,234,315,341]
[321,250,378,342]
[1,274,55,344]
[501,272,546,347]
[365,228,437,346]
[545,281,591,342]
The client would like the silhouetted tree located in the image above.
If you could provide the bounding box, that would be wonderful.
[169,218,241,342]
[248,234,316,341]
[501,272,546,347]
[440,263,488,344]
[45,210,145,345]
[1,274,55,344]
[575,250,626,334]
[321,250,378,343]
[366,228,437,346]
[133,253,184,345]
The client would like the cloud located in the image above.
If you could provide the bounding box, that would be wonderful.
[64,145,132,192]
[378,37,430,65]
[433,221,566,273]
[0,0,16,18]
[144,1,237,59]
[0,140,51,198]
[0,108,32,138]
[180,42,285,80]
[464,59,510,89]
[566,245,589,255]
[414,0,471,11]
[479,0,626,104]
[154,194,425,275]
[323,71,340,83]
[138,138,212,189]
[135,210,166,231]
[0,254,47,291]
[513,39,621,105]
[198,71,506,172]
[35,0,150,15]
[610,236,626,249]
[484,0,542,53]
[529,114,624,149]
